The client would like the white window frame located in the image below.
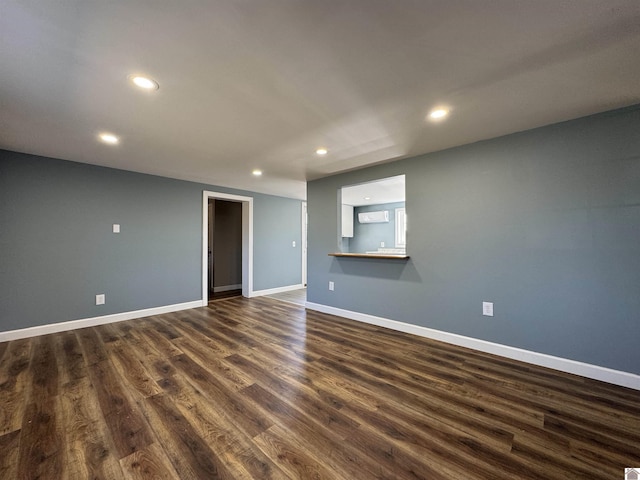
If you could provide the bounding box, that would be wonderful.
[395,207,406,248]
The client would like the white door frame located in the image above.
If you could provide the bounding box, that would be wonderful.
[202,191,253,304]
[301,201,307,286]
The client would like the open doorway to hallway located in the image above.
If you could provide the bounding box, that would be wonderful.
[202,190,253,304]
[208,199,243,301]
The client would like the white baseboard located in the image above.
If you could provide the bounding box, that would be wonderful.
[250,284,305,297]
[305,302,640,391]
[213,284,242,293]
[0,300,203,343]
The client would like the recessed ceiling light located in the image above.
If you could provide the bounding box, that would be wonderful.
[428,108,449,120]
[128,74,159,91]
[252,169,263,176]
[364,197,371,200]
[316,148,328,156]
[98,132,119,145]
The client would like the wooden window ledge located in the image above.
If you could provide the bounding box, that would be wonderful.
[328,252,410,259]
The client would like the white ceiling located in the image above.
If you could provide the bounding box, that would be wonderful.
[342,175,405,207]
[2,1,640,200]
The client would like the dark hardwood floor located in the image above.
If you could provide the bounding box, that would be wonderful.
[1,296,639,479]
[209,289,243,301]
[265,288,306,306]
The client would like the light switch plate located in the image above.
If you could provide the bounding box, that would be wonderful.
[482,302,494,317]
[113,224,120,233]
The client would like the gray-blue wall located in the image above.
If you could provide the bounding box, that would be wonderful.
[253,194,303,289]
[351,202,405,253]
[0,150,302,332]
[307,105,640,374]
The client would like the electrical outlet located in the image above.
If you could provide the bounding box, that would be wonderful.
[329,281,334,291]
[380,241,385,247]
[96,294,106,305]
[292,240,296,247]
[113,224,120,233]
[482,302,493,317]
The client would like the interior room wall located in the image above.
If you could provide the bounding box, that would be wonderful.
[351,201,405,253]
[0,150,302,332]
[253,194,303,290]
[307,104,640,375]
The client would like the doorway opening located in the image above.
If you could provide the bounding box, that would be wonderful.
[202,191,253,304]
[208,199,243,301]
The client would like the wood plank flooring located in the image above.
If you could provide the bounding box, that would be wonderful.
[1,296,639,479]
[210,289,243,302]
[264,288,306,306]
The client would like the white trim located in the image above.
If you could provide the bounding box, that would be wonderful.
[251,284,305,297]
[301,202,307,287]
[202,191,253,301]
[395,207,406,248]
[305,302,640,391]
[0,301,202,343]
[213,284,242,293]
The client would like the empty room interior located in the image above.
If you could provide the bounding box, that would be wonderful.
[1,2,640,479]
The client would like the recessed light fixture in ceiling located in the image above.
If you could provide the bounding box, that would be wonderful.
[316,148,328,156]
[98,132,119,145]
[128,74,159,91]
[428,107,449,121]
[252,169,263,176]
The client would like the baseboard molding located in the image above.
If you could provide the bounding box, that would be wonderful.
[250,284,305,297]
[305,302,640,391]
[0,300,203,343]
[213,284,242,293]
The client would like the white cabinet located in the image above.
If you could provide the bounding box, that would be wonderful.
[341,204,354,238]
